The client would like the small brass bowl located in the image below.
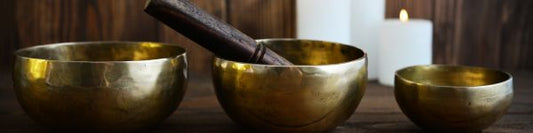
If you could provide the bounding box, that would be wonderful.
[395,65,513,132]
[13,42,187,132]
[212,39,367,132]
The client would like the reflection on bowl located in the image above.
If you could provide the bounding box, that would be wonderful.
[395,65,513,132]
[212,39,367,132]
[13,42,188,132]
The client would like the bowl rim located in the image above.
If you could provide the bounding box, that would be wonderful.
[395,64,513,89]
[14,41,186,64]
[214,38,367,67]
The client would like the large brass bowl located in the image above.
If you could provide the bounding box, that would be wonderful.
[395,65,513,132]
[212,39,367,132]
[13,42,187,132]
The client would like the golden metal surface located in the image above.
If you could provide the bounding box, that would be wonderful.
[212,39,367,132]
[395,65,513,132]
[13,42,188,132]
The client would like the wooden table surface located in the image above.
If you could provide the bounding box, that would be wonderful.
[1,70,532,133]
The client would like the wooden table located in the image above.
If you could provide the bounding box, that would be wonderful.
[1,70,532,132]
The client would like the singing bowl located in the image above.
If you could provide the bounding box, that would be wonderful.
[212,39,367,132]
[395,65,513,132]
[13,42,187,132]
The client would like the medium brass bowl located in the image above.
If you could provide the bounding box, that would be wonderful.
[395,65,513,132]
[212,39,367,132]
[13,42,187,132]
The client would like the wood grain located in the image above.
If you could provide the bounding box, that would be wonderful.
[145,0,292,65]
[0,0,18,70]
[1,0,296,73]
[158,0,227,73]
[458,0,504,69]
[386,0,533,71]
[385,0,434,19]
[1,70,532,132]
[2,0,531,71]
[432,0,461,66]
[499,0,533,71]
[227,0,295,39]
[14,0,160,45]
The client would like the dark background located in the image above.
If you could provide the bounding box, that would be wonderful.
[1,0,532,74]
[387,0,533,72]
[0,0,295,74]
[0,0,531,132]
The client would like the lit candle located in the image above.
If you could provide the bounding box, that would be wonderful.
[378,9,433,86]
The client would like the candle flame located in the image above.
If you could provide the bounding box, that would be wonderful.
[400,9,409,22]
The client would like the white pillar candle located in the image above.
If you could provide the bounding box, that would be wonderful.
[297,0,351,44]
[350,0,385,80]
[378,10,433,86]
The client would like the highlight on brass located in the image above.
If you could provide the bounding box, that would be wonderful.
[212,39,367,132]
[395,65,513,132]
[13,42,188,132]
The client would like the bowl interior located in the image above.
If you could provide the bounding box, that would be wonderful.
[258,39,365,65]
[15,42,184,61]
[396,65,510,87]
[213,39,367,132]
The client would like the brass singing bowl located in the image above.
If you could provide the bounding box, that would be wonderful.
[212,39,367,132]
[395,65,513,132]
[13,42,187,132]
